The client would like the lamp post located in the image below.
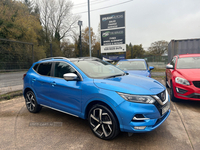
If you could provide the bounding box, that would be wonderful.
[88,0,91,57]
[78,20,82,57]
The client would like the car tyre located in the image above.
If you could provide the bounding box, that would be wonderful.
[88,104,119,140]
[170,82,179,102]
[25,91,42,113]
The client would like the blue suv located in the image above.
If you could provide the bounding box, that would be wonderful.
[116,59,154,77]
[23,57,170,140]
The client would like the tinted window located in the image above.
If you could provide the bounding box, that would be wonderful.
[33,64,39,71]
[54,62,76,78]
[37,62,52,76]
[177,57,200,69]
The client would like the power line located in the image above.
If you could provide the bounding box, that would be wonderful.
[73,0,109,9]
[73,0,99,6]
[75,0,133,14]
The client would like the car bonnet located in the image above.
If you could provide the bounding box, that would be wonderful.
[93,74,165,95]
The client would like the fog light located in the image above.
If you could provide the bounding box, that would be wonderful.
[134,126,146,130]
[176,87,187,94]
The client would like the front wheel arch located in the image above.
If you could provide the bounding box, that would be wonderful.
[85,101,120,127]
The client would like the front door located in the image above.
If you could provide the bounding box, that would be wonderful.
[49,62,82,116]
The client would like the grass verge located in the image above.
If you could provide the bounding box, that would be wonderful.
[0,90,23,101]
[152,76,165,80]
[152,68,166,72]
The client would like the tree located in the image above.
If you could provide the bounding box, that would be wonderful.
[61,39,75,58]
[74,27,97,57]
[37,0,80,42]
[148,40,168,56]
[0,0,46,65]
[126,43,145,58]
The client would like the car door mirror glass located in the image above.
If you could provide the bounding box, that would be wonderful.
[63,73,78,81]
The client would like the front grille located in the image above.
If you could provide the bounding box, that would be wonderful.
[157,90,166,102]
[153,101,162,115]
[153,90,168,116]
[193,81,200,88]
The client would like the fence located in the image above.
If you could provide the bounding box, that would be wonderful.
[0,39,33,71]
[141,55,168,69]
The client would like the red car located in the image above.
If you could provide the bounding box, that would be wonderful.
[166,54,200,102]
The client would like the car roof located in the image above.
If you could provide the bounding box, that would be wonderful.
[177,54,200,58]
[118,59,145,62]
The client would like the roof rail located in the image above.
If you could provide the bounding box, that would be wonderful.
[39,57,70,61]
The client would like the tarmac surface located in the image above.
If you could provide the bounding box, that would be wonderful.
[0,71,26,95]
[0,80,200,150]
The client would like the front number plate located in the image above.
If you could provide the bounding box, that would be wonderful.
[161,102,170,116]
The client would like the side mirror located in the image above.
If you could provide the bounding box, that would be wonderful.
[63,73,78,81]
[149,66,154,70]
[166,64,174,69]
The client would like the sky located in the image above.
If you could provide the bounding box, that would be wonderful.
[71,0,200,50]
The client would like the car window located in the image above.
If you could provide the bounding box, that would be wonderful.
[177,57,200,69]
[170,57,176,67]
[37,62,52,76]
[116,61,147,70]
[54,62,76,78]
[145,61,149,69]
[33,64,39,71]
[73,60,124,78]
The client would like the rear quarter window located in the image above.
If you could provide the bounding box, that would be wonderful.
[33,64,39,71]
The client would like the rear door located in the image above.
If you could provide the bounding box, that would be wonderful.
[32,62,53,106]
[48,61,82,116]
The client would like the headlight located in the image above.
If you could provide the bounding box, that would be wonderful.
[117,92,155,104]
[175,77,190,85]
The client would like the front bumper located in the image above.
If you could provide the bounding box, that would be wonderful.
[173,82,200,101]
[116,95,170,133]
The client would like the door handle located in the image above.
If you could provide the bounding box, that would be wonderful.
[32,78,36,82]
[51,82,56,87]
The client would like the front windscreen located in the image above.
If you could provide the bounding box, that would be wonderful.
[73,59,125,78]
[177,57,200,69]
[116,61,147,70]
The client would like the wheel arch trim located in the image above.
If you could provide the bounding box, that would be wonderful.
[82,99,123,127]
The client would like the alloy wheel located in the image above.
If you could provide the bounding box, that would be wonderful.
[88,104,120,140]
[89,107,114,138]
[26,92,36,111]
[25,91,41,113]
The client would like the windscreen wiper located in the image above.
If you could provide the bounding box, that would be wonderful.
[104,73,126,79]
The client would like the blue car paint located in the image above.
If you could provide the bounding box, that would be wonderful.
[23,58,170,133]
[116,59,153,77]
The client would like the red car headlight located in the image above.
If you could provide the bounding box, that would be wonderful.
[175,77,190,86]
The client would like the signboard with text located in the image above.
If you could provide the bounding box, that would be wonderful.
[101,28,126,53]
[100,11,126,53]
[100,12,125,30]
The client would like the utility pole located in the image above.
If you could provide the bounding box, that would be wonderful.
[50,43,52,57]
[88,0,91,57]
[78,21,83,57]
